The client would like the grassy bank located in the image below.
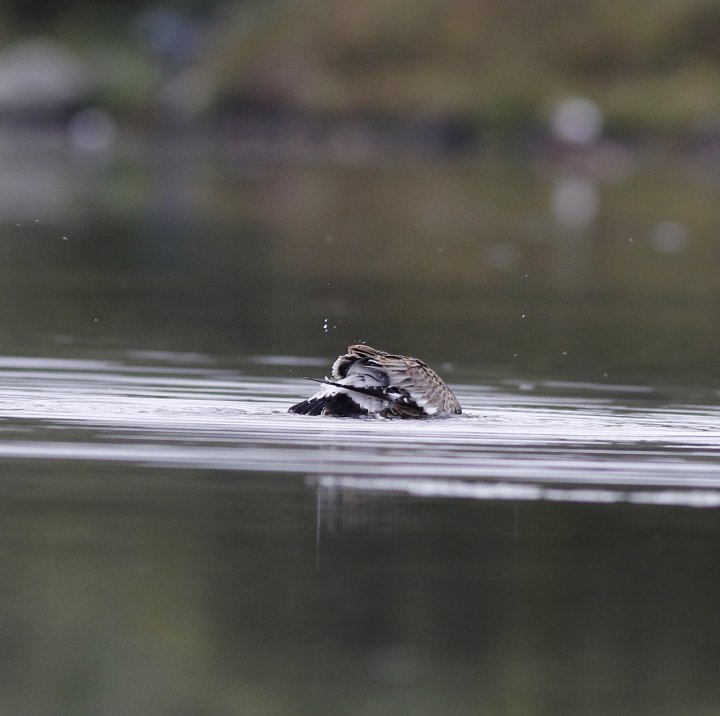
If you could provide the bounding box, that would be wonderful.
[5,0,720,139]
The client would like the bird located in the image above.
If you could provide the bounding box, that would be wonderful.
[288,344,461,418]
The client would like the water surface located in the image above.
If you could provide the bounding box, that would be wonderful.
[2,144,720,715]
[1,354,719,715]
[2,354,718,503]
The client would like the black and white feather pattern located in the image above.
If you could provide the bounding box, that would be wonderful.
[288,344,462,418]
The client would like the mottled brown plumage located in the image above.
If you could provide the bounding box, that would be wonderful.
[289,344,461,418]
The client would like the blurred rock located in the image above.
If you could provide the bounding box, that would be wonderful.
[0,39,94,118]
[551,97,604,146]
[67,107,118,156]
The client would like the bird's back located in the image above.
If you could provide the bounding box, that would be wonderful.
[329,345,461,416]
[289,344,461,418]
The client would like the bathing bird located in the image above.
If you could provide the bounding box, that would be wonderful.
[288,344,461,418]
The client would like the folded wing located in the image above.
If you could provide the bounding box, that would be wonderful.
[289,344,461,418]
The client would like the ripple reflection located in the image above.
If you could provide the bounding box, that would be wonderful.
[0,355,719,507]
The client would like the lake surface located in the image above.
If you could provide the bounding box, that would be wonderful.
[1,134,719,714]
[1,354,719,715]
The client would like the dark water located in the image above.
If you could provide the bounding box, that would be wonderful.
[1,135,720,715]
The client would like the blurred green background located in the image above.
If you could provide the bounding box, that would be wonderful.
[4,0,720,134]
[0,0,719,380]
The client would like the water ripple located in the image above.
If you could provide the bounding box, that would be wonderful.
[0,356,719,507]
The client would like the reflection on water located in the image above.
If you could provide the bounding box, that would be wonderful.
[0,355,718,502]
[0,143,720,714]
[0,355,719,714]
[1,141,719,385]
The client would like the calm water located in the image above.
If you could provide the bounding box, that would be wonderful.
[1,136,720,714]
[1,355,719,715]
